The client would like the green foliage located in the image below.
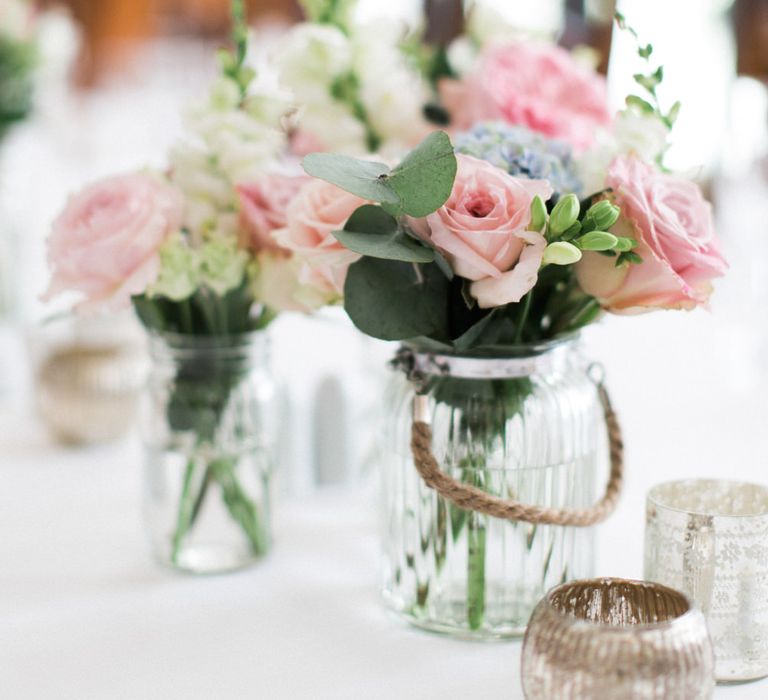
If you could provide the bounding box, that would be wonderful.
[303,131,458,217]
[343,258,449,340]
[299,0,356,31]
[333,205,435,262]
[614,11,681,148]
[0,36,36,136]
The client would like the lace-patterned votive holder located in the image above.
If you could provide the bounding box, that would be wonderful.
[521,577,714,699]
[645,479,768,682]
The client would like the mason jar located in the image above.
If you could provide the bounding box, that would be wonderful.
[142,332,276,574]
[380,337,608,638]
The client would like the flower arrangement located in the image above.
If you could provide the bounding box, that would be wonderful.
[300,12,728,630]
[0,0,37,136]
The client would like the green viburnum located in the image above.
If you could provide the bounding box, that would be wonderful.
[148,233,200,301]
[198,234,249,296]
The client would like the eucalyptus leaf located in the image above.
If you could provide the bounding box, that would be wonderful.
[344,258,449,340]
[333,205,435,262]
[302,153,399,204]
[334,230,435,262]
[386,131,457,217]
[452,310,497,352]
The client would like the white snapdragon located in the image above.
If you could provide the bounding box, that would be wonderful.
[275,23,352,100]
[352,22,431,150]
[297,98,369,154]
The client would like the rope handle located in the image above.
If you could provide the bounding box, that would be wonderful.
[409,382,624,526]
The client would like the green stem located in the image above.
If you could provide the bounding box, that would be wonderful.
[466,465,487,630]
[211,457,269,555]
[188,466,213,527]
[514,290,533,344]
[171,457,198,565]
[180,299,194,334]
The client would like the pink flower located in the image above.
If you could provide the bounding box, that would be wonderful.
[576,155,728,312]
[440,42,611,150]
[273,179,364,298]
[413,154,552,308]
[44,173,183,310]
[237,173,310,252]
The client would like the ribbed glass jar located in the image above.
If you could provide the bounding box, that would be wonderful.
[142,332,276,574]
[380,337,604,638]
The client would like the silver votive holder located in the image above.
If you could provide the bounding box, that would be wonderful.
[28,312,147,445]
[645,479,768,682]
[521,577,714,699]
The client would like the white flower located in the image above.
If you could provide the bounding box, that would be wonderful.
[352,22,431,149]
[198,232,249,296]
[148,233,200,301]
[614,110,669,164]
[251,251,330,313]
[296,98,369,154]
[446,37,478,77]
[275,23,352,98]
[575,110,670,195]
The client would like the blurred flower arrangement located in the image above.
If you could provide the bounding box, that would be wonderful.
[0,0,36,137]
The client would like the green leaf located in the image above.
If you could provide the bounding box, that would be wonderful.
[343,258,449,341]
[576,231,619,251]
[666,100,682,127]
[386,131,457,217]
[302,153,399,204]
[616,250,644,267]
[633,72,660,94]
[432,249,455,280]
[638,43,653,59]
[626,94,655,114]
[614,237,637,253]
[561,221,582,241]
[333,205,435,262]
[452,310,497,352]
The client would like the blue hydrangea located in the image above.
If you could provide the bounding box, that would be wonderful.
[454,122,582,197]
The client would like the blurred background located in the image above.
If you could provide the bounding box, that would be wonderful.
[1,0,767,494]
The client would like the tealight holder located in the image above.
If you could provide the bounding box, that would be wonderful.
[521,577,714,699]
[28,312,147,445]
[645,479,768,682]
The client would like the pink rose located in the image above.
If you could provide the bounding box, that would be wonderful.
[440,42,611,150]
[413,154,553,308]
[272,179,363,297]
[237,173,310,252]
[44,173,183,310]
[576,155,728,312]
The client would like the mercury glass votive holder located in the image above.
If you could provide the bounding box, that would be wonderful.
[521,577,714,699]
[645,479,768,682]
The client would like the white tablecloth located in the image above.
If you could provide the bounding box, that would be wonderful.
[2,300,768,699]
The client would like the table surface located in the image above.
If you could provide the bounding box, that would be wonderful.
[3,286,768,699]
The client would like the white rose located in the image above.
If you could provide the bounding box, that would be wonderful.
[275,23,352,98]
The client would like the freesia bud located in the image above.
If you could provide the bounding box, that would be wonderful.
[542,241,582,266]
[576,231,619,251]
[586,200,620,231]
[529,195,547,232]
[549,194,580,236]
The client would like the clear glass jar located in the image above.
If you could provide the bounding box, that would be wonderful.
[142,332,276,574]
[381,337,605,639]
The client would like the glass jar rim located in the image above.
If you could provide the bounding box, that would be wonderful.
[403,332,579,359]
[647,478,768,519]
[540,577,698,633]
[147,329,268,361]
[400,333,579,379]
